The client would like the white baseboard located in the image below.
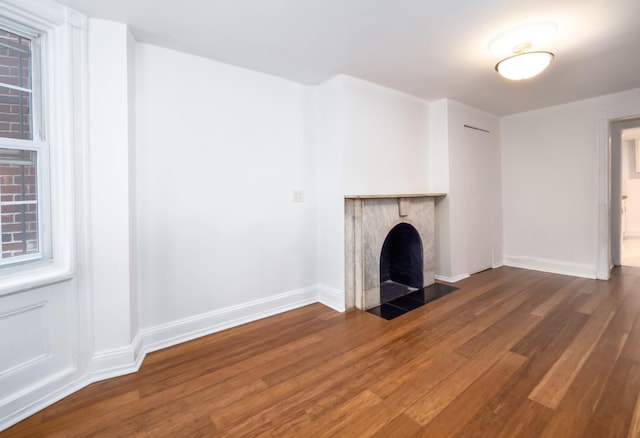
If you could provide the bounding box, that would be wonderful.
[89,331,145,381]
[317,285,345,312]
[435,273,470,283]
[0,367,83,433]
[141,286,319,354]
[503,255,596,279]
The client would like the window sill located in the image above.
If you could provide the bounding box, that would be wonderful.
[0,260,73,297]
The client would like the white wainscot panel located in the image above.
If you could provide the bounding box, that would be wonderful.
[0,303,49,396]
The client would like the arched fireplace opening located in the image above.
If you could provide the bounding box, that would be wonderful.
[379,222,424,304]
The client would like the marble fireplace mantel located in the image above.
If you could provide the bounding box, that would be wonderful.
[344,193,445,310]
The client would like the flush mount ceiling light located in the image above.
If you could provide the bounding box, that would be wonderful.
[495,50,554,80]
[489,21,557,80]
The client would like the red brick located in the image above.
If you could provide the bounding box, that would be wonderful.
[0,165,21,175]
[3,223,23,232]
[1,184,21,194]
[2,242,24,251]
[1,204,21,213]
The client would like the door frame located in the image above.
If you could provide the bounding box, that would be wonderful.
[610,118,640,267]
[596,105,640,279]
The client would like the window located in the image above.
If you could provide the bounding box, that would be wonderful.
[0,25,48,267]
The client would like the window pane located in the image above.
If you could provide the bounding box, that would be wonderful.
[0,85,30,140]
[0,29,31,90]
[0,29,31,141]
[1,203,38,258]
[0,148,38,260]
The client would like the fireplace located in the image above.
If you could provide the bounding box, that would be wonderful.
[344,194,444,310]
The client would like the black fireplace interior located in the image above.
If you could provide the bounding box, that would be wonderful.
[379,222,424,303]
[369,222,458,320]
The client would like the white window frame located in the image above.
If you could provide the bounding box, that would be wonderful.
[0,24,51,269]
[0,0,86,295]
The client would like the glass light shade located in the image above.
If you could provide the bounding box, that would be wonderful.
[495,51,554,80]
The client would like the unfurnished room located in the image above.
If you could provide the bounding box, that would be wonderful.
[1,0,640,436]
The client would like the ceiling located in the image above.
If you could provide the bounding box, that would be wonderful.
[55,0,640,116]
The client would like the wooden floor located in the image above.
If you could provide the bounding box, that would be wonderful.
[6,266,640,437]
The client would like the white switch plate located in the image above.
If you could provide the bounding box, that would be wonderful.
[293,190,304,202]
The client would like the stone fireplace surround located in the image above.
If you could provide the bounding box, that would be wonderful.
[344,194,445,310]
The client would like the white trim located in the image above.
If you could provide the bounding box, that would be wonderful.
[0,0,66,29]
[88,331,144,382]
[504,255,596,279]
[435,273,470,283]
[0,2,79,295]
[317,285,345,312]
[596,104,640,280]
[141,286,318,354]
[0,366,77,432]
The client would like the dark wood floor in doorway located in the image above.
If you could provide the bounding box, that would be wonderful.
[5,266,640,437]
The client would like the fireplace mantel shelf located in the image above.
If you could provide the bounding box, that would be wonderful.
[344,193,446,199]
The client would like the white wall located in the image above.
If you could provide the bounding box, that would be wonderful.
[88,19,139,370]
[314,76,346,306]
[135,44,319,344]
[502,88,640,278]
[339,75,430,195]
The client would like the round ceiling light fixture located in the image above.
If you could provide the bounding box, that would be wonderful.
[495,51,554,80]
[489,21,557,80]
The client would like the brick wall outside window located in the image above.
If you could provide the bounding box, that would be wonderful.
[0,29,31,140]
[1,161,37,258]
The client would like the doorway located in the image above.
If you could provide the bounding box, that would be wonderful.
[611,118,640,268]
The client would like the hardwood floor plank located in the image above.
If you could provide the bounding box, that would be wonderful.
[369,414,422,438]
[210,318,417,433]
[370,282,535,400]
[318,353,468,437]
[585,358,640,438]
[494,399,555,438]
[308,389,384,438]
[575,280,610,315]
[536,277,640,437]
[528,308,615,409]
[3,390,140,437]
[623,313,640,363]
[416,351,528,437]
[405,313,540,426]
[529,277,587,317]
[453,281,564,360]
[455,306,588,436]
[628,390,640,438]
